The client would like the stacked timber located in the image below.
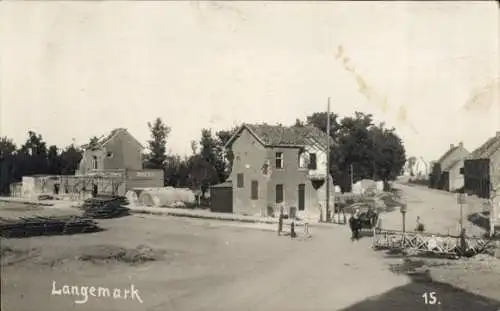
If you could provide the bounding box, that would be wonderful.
[81,196,130,219]
[0,216,101,238]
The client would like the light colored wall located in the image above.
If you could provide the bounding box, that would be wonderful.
[78,130,143,174]
[303,143,328,180]
[448,160,465,191]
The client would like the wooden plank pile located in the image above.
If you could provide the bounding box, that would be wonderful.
[81,196,130,219]
[0,216,101,238]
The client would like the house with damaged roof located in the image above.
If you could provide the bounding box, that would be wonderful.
[221,123,334,220]
[429,142,469,192]
[79,128,144,174]
[77,128,164,195]
[19,128,164,199]
[463,131,500,199]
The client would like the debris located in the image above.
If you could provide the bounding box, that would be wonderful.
[78,244,165,265]
[0,215,102,238]
[80,196,130,219]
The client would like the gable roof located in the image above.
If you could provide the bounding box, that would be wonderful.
[442,159,463,172]
[225,123,334,150]
[436,143,468,165]
[468,133,500,160]
[81,128,144,150]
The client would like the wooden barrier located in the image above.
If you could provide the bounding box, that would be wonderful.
[372,228,494,257]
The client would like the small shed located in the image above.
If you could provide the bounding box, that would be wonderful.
[210,180,233,213]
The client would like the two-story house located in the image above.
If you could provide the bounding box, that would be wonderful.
[79,128,144,174]
[224,123,334,219]
[77,128,164,195]
[429,142,469,191]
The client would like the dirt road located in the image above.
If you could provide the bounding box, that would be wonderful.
[2,201,500,311]
[381,182,487,236]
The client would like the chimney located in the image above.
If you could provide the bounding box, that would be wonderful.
[459,142,463,148]
[450,144,454,149]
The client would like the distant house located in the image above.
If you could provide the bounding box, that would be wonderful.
[463,131,500,198]
[429,142,469,191]
[223,123,334,219]
[77,128,164,195]
[78,128,144,175]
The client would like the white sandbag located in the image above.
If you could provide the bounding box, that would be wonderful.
[351,181,363,195]
[139,192,155,207]
[125,190,139,206]
[138,187,196,207]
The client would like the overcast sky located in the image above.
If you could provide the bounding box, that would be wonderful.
[1,1,499,161]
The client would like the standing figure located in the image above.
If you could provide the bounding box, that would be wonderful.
[349,209,361,241]
[415,216,425,232]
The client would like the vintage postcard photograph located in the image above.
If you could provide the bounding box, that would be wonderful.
[1,2,499,311]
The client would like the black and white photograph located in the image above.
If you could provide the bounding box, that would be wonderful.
[0,1,499,310]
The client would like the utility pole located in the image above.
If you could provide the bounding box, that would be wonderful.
[350,163,354,191]
[326,97,331,222]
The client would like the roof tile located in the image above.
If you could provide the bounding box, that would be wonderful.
[245,123,333,148]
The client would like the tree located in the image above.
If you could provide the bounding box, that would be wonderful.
[333,112,374,189]
[60,145,83,175]
[305,111,406,192]
[47,145,63,175]
[187,154,219,197]
[145,118,171,170]
[88,136,99,149]
[0,137,17,195]
[199,129,225,186]
[164,155,190,187]
[306,112,340,139]
[19,131,48,176]
[0,137,16,156]
[215,126,238,178]
[369,124,406,188]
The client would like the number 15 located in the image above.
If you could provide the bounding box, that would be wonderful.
[422,292,438,304]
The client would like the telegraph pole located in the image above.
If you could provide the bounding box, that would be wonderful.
[326,97,331,222]
[350,164,354,191]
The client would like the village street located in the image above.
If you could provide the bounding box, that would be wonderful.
[382,181,488,237]
[3,182,500,311]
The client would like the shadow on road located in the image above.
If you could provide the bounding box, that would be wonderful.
[339,251,500,311]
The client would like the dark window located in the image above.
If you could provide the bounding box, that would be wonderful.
[276,184,284,203]
[93,156,98,169]
[298,184,305,211]
[308,153,317,170]
[275,152,283,169]
[251,180,258,200]
[459,167,464,174]
[237,173,244,188]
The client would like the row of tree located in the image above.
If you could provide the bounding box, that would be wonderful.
[0,111,407,196]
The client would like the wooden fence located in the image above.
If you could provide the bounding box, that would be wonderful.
[372,228,494,258]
